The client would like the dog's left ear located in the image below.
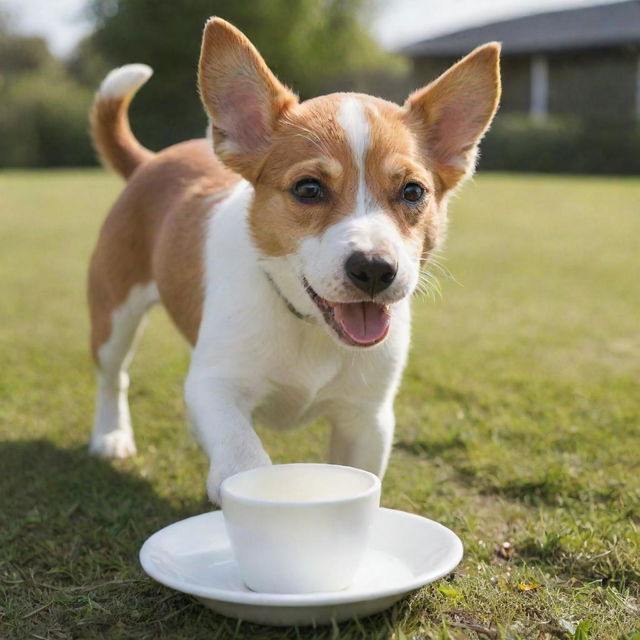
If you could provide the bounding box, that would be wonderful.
[198,17,298,179]
[404,42,501,191]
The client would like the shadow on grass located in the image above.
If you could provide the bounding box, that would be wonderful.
[515,534,640,589]
[0,439,203,638]
[401,378,484,409]
[0,440,413,639]
[480,472,584,507]
[395,434,468,459]
[395,436,588,509]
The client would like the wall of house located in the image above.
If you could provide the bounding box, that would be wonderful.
[410,47,637,122]
[548,48,637,120]
[500,55,532,113]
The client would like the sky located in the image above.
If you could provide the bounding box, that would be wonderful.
[0,0,627,57]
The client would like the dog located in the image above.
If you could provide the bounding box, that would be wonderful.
[87,17,500,503]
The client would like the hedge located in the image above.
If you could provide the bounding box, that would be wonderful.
[480,114,640,175]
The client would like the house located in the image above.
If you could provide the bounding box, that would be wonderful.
[402,0,640,122]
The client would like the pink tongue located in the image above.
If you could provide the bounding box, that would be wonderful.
[333,302,390,345]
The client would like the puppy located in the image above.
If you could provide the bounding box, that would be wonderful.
[87,18,500,503]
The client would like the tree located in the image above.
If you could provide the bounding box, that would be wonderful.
[87,0,403,150]
[0,10,57,76]
[0,17,94,167]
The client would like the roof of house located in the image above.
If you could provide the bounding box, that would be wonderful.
[402,0,640,56]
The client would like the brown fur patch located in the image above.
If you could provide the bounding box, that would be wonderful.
[90,95,154,179]
[248,93,442,260]
[88,139,238,357]
[249,95,360,257]
[198,18,298,180]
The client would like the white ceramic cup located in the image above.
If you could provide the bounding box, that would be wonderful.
[220,463,381,594]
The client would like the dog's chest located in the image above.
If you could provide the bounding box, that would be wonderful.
[254,334,344,429]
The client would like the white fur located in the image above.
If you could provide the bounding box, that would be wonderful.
[299,211,419,304]
[99,64,153,100]
[180,95,417,503]
[183,172,411,503]
[338,95,370,214]
[90,282,158,458]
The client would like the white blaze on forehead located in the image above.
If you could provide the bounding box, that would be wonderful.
[300,97,420,303]
[337,95,370,214]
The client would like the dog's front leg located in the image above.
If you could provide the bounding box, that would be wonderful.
[185,371,270,504]
[328,401,395,478]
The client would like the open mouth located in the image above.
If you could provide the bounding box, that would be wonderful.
[303,279,391,347]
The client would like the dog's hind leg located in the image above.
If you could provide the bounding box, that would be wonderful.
[88,279,158,458]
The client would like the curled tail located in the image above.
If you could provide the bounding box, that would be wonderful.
[90,64,154,179]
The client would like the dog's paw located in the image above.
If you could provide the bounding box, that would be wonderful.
[207,452,272,506]
[89,430,137,459]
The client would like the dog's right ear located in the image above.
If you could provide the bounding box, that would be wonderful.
[198,17,298,180]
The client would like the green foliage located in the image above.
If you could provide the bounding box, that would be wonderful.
[0,23,95,167]
[573,619,592,640]
[0,33,52,75]
[1,1,403,168]
[0,71,94,167]
[88,0,404,150]
[481,114,640,174]
[1,171,639,638]
[67,36,111,88]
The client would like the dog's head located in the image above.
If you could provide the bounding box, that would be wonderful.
[198,18,500,349]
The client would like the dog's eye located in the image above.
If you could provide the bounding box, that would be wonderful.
[292,178,324,203]
[401,182,426,204]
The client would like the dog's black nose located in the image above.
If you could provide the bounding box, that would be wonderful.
[345,251,397,296]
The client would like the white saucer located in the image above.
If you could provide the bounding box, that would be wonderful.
[139,507,463,627]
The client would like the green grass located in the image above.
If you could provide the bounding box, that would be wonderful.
[1,169,639,639]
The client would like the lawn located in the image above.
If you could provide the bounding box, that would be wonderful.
[0,169,638,640]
